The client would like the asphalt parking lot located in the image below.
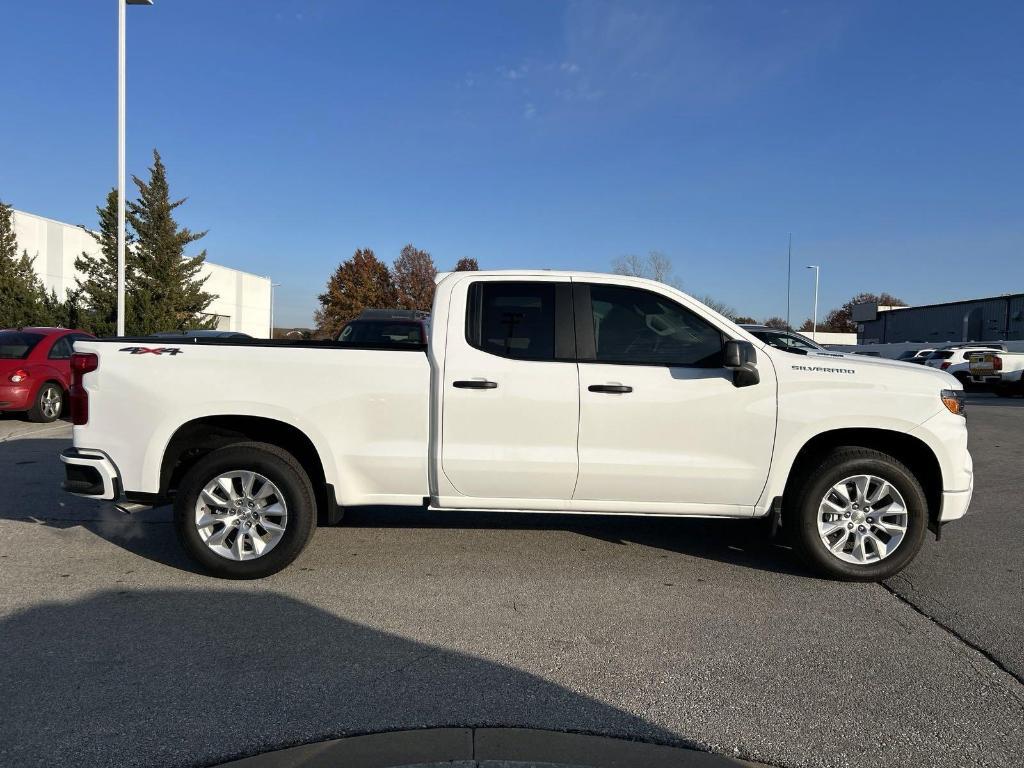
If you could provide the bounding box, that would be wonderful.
[0,398,1021,768]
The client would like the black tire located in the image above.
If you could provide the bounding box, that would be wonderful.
[27,382,63,423]
[788,447,929,582]
[174,442,317,579]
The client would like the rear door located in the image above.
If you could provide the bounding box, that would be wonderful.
[440,277,579,501]
[572,279,776,510]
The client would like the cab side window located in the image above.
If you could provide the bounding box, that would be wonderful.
[48,336,73,360]
[465,281,556,361]
[587,284,723,367]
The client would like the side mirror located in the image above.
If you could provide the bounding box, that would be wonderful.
[724,339,759,388]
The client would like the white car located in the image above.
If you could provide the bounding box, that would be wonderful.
[897,349,935,364]
[60,271,972,582]
[924,345,1003,371]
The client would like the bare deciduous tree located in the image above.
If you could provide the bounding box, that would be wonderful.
[611,250,675,285]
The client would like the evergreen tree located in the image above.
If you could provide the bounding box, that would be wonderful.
[74,188,143,336]
[393,244,437,311]
[315,248,397,338]
[128,150,216,333]
[0,200,59,328]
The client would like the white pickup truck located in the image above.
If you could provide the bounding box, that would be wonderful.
[968,350,1024,396]
[60,271,973,581]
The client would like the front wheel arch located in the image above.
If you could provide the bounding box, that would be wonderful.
[782,428,943,534]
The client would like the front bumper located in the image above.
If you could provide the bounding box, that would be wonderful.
[938,449,973,523]
[60,448,121,500]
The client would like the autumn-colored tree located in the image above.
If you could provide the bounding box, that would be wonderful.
[763,316,790,330]
[393,244,437,311]
[453,257,479,271]
[315,248,397,338]
[821,292,907,333]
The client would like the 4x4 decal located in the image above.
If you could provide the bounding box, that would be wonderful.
[119,347,184,356]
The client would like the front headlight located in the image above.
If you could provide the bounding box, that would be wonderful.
[941,389,965,416]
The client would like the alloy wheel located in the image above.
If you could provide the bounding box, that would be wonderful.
[41,387,62,419]
[817,474,909,564]
[194,470,288,561]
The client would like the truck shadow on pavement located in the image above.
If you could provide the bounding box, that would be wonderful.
[1,436,810,579]
[0,588,685,768]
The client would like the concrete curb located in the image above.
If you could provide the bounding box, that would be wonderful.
[211,728,770,768]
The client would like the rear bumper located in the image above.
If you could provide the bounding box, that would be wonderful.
[0,383,32,410]
[60,448,121,500]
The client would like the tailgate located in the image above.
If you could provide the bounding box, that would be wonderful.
[968,352,997,376]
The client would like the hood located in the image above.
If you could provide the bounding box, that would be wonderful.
[764,346,960,389]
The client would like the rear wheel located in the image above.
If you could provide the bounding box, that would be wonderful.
[27,382,63,423]
[174,442,316,578]
[788,447,928,581]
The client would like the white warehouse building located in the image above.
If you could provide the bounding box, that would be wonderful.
[12,209,272,337]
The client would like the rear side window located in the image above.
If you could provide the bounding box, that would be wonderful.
[0,332,44,359]
[339,321,423,345]
[49,336,73,359]
[587,284,723,367]
[465,282,556,361]
[928,351,955,360]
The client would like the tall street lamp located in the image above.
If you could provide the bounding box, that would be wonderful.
[117,0,153,337]
[269,282,281,339]
[806,264,820,338]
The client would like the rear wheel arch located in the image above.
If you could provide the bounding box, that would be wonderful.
[159,415,337,525]
[782,428,943,531]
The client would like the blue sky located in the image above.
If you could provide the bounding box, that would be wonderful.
[2,1,1022,327]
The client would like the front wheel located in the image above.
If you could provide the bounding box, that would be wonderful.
[174,442,317,578]
[788,447,928,582]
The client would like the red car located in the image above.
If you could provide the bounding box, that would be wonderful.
[0,327,95,423]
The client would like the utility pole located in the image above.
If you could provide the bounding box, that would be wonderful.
[786,233,792,330]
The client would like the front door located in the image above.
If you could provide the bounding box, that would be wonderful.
[572,280,776,510]
[440,278,580,501]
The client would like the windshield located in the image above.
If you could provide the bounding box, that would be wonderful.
[752,330,825,354]
[338,320,424,345]
[0,331,45,359]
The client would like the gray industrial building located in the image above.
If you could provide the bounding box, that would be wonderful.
[854,293,1024,344]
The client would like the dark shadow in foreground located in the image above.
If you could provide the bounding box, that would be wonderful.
[0,589,684,768]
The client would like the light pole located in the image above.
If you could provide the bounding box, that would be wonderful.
[269,282,281,338]
[117,0,153,337]
[786,233,792,330]
[806,264,820,338]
